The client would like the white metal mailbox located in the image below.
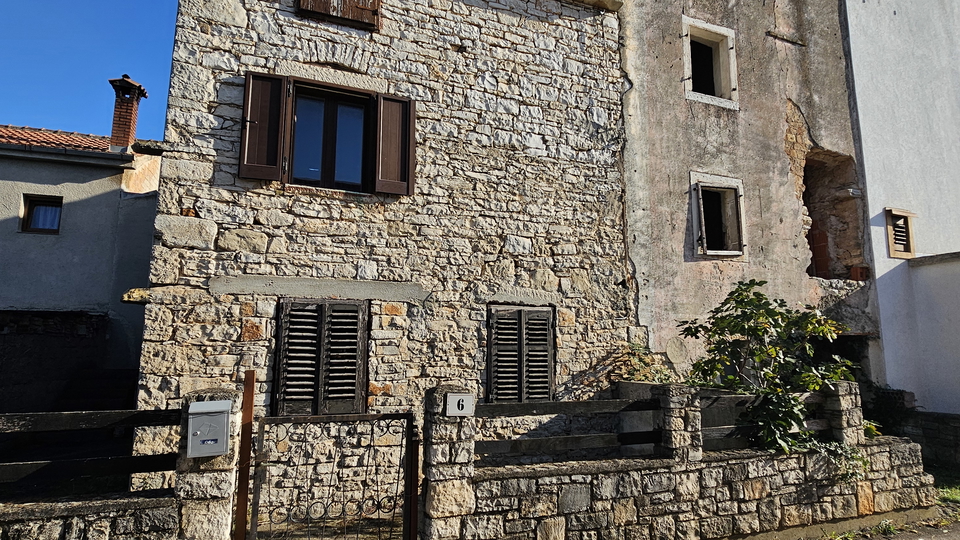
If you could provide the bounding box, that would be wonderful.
[187,400,232,458]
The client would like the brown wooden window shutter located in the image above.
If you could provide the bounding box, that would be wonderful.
[274,299,368,416]
[239,73,286,181]
[375,94,416,196]
[488,307,554,403]
[297,0,380,31]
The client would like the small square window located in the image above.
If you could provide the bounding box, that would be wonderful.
[22,195,63,234]
[682,16,739,109]
[885,207,916,259]
[691,172,745,257]
[487,306,555,403]
[273,299,369,416]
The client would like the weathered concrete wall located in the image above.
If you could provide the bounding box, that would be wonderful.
[620,0,873,371]
[844,0,960,414]
[143,0,633,412]
[0,152,158,371]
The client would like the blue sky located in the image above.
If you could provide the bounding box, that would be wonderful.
[0,1,179,141]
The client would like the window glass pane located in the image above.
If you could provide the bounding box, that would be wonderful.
[30,204,61,230]
[292,96,325,182]
[335,104,365,185]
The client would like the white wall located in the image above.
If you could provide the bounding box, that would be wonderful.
[845,0,960,412]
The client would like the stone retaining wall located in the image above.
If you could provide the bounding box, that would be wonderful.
[423,383,936,540]
[893,410,960,466]
[0,495,178,540]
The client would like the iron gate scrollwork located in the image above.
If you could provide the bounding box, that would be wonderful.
[250,413,418,540]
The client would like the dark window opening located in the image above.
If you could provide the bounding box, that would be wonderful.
[697,185,742,254]
[240,72,416,196]
[22,195,63,234]
[690,39,717,96]
[802,152,864,278]
[487,306,554,403]
[273,299,368,416]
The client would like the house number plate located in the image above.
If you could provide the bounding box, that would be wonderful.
[445,393,475,417]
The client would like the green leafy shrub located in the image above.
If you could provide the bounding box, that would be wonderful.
[679,279,855,452]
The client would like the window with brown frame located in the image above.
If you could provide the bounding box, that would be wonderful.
[885,207,916,259]
[297,0,380,31]
[22,195,63,234]
[487,306,554,403]
[273,299,369,416]
[239,72,415,196]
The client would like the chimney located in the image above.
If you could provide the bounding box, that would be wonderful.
[108,74,148,151]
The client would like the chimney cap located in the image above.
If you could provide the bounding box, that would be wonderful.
[108,74,148,100]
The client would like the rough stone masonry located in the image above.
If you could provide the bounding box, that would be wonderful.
[140,0,634,417]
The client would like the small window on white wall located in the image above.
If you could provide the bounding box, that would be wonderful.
[691,172,745,257]
[884,207,916,259]
[683,16,738,110]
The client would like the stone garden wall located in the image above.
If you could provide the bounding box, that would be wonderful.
[423,382,938,540]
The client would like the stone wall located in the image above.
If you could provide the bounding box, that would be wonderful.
[142,0,633,414]
[423,383,936,540]
[0,496,179,540]
[888,410,960,466]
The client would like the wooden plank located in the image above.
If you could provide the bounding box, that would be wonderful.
[0,454,177,483]
[0,410,181,434]
[474,430,662,455]
[475,399,659,418]
[234,370,256,540]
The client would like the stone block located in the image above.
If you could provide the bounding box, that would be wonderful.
[463,515,505,539]
[155,215,217,249]
[176,471,235,499]
[426,479,477,518]
[181,499,232,540]
[857,482,875,515]
[217,228,268,253]
[559,483,591,513]
[538,516,566,540]
[699,517,732,539]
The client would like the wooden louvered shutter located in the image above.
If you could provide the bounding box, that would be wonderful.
[488,309,521,403]
[375,95,416,196]
[240,72,287,181]
[274,300,367,416]
[297,0,380,30]
[320,303,367,414]
[522,310,554,402]
[275,301,322,416]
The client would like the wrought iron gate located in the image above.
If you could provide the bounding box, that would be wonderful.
[249,413,418,540]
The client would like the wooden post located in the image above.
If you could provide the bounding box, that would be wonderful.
[233,370,256,540]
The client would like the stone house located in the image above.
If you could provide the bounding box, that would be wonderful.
[619,0,878,373]
[139,0,633,417]
[0,75,161,413]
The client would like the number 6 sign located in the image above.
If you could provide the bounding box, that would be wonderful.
[445,393,475,417]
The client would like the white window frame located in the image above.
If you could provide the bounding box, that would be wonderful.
[682,15,739,110]
[691,172,746,257]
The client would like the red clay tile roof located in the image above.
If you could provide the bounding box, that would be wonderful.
[0,125,111,153]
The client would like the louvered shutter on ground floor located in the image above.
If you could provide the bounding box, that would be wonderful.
[274,300,367,415]
[488,307,555,403]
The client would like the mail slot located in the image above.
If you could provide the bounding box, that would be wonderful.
[187,400,232,458]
